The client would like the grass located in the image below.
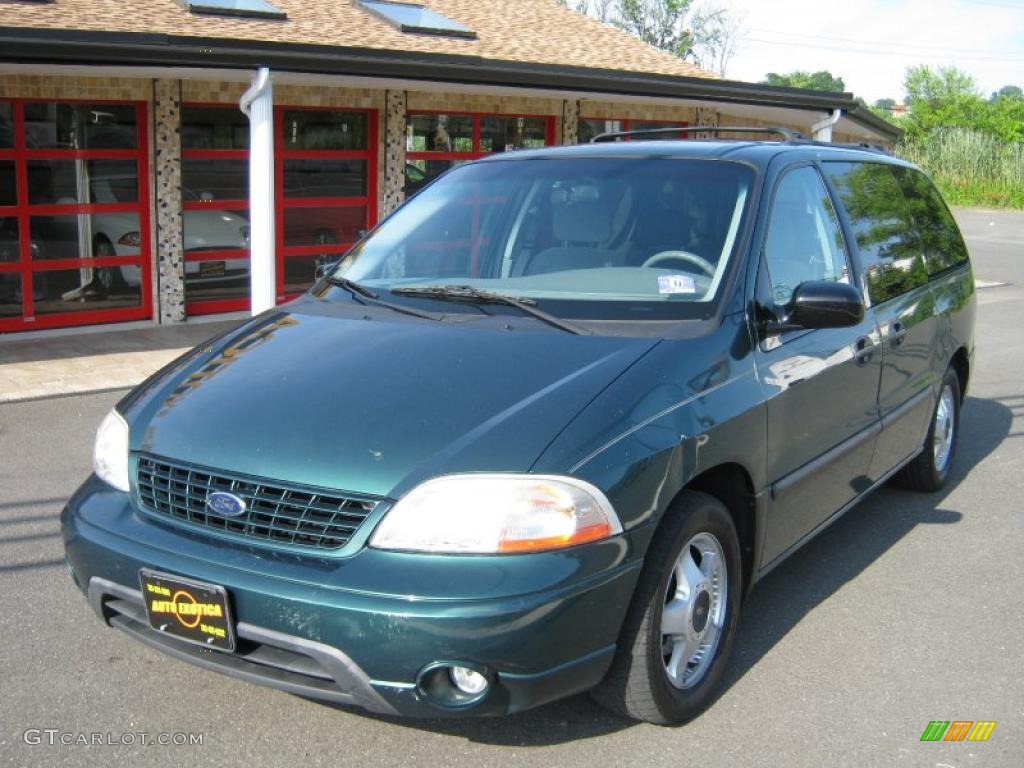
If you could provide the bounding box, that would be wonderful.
[898,128,1024,209]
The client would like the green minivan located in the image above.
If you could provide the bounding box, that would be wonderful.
[63,134,975,724]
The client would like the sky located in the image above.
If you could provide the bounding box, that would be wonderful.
[712,0,1024,102]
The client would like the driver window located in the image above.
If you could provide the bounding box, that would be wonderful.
[763,166,850,306]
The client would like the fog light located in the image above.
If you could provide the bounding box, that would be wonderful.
[450,665,488,695]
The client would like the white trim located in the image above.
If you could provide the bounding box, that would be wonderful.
[240,68,276,316]
[811,108,842,142]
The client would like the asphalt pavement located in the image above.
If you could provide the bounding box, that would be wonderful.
[0,208,1021,767]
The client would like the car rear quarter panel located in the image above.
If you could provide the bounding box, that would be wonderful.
[932,265,977,384]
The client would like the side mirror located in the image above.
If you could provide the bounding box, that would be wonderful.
[786,280,864,329]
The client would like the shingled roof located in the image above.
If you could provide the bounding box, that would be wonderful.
[0,0,718,80]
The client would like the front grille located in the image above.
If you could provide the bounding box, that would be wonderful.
[136,455,378,550]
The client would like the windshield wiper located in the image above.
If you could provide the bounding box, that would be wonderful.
[390,285,591,335]
[324,276,442,322]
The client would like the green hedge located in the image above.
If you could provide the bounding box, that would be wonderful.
[898,128,1024,209]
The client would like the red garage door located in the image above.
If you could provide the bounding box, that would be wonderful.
[276,106,378,302]
[0,99,152,332]
[181,104,378,316]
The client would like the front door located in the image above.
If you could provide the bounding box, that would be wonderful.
[754,165,883,565]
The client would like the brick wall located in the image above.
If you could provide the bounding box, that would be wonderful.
[580,100,701,124]
[0,74,150,100]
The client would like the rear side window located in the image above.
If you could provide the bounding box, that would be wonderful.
[891,166,970,276]
[823,162,928,305]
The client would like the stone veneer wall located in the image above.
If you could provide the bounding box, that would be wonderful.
[382,90,407,218]
[694,106,720,138]
[152,79,185,323]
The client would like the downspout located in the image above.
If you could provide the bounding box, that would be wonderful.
[240,67,275,316]
[811,108,842,142]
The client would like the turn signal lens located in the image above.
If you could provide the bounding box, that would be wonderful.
[369,474,621,554]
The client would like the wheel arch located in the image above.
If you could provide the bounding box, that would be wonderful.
[681,462,758,595]
[950,346,970,403]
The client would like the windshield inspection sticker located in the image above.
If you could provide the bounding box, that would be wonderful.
[658,274,696,295]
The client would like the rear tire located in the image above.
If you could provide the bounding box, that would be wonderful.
[591,490,741,725]
[892,366,961,492]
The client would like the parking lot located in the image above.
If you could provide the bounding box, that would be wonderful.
[1,208,1021,767]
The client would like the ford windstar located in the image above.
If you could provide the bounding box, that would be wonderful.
[62,129,975,724]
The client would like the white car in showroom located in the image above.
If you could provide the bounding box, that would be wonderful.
[89,175,250,292]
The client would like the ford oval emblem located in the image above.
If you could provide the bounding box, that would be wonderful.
[206,491,247,517]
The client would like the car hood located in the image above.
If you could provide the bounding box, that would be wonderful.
[123,304,658,499]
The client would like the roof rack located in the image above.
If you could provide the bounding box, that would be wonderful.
[834,141,893,155]
[591,125,806,143]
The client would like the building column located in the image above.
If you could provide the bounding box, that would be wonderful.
[694,106,720,139]
[153,79,185,323]
[562,99,580,145]
[382,90,407,218]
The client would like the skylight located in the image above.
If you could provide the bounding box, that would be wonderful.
[179,0,287,20]
[359,1,476,39]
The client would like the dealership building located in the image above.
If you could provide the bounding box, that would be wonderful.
[0,0,900,335]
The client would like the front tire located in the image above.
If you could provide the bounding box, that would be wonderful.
[93,237,126,294]
[892,366,961,492]
[591,490,741,725]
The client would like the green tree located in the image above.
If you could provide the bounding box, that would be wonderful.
[901,65,985,140]
[613,0,701,59]
[981,94,1024,143]
[570,0,741,73]
[992,84,1022,101]
[904,65,977,105]
[761,71,846,92]
[874,98,896,112]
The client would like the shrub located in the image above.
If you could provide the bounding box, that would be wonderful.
[899,128,1024,209]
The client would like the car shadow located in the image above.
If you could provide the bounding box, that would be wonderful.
[719,394,1011,695]
[324,395,1011,744]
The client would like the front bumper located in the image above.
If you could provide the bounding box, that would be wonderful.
[62,476,646,717]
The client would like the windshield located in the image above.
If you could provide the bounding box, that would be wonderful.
[332,157,755,319]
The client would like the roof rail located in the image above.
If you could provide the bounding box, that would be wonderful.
[591,125,806,143]
[834,141,893,155]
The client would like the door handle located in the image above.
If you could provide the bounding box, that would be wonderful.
[854,335,875,365]
[890,320,908,348]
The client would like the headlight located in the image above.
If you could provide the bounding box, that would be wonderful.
[93,409,130,492]
[369,474,621,554]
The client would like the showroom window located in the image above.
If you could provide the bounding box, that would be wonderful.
[180,104,377,315]
[0,99,151,332]
[577,118,690,143]
[181,104,252,315]
[405,112,555,194]
[277,107,377,300]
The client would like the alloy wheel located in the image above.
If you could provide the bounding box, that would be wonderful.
[661,531,728,690]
